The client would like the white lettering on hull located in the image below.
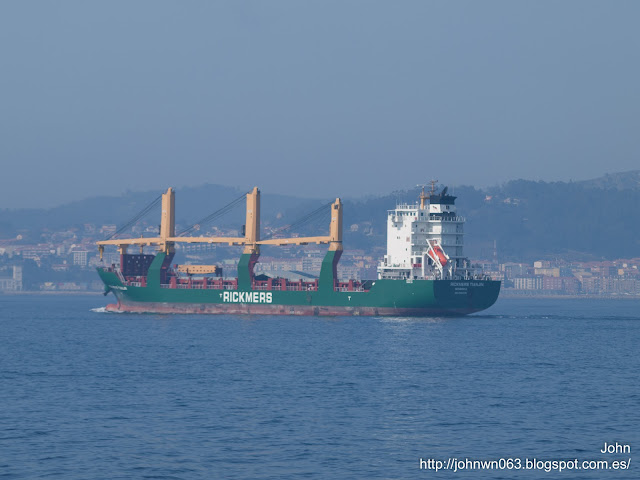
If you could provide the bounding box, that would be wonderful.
[222,291,273,304]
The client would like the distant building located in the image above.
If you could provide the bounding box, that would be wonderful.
[0,266,23,291]
[580,276,601,294]
[338,264,361,281]
[534,260,551,269]
[535,267,560,277]
[41,282,89,291]
[301,253,323,273]
[600,278,640,295]
[542,276,562,290]
[562,277,580,294]
[599,266,618,277]
[503,263,529,278]
[513,275,543,290]
[72,250,89,266]
[542,276,580,294]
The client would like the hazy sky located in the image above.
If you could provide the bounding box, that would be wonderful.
[1,1,638,208]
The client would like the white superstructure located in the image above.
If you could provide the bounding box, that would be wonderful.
[377,185,469,280]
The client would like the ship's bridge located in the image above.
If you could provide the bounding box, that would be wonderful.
[378,185,467,280]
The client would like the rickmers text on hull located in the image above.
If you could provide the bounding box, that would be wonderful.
[96,184,500,316]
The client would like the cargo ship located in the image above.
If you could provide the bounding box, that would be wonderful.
[96,184,500,316]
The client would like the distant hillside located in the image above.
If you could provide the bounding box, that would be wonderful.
[461,178,640,260]
[576,170,640,191]
[1,172,639,261]
[344,171,640,261]
[0,184,327,238]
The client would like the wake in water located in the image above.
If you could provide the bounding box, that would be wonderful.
[380,316,449,323]
[471,313,640,321]
[90,307,123,314]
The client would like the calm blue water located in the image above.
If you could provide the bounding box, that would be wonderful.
[0,295,638,479]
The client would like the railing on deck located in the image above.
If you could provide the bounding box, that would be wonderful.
[124,272,371,293]
[334,282,367,292]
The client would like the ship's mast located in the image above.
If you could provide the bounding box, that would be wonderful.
[418,185,427,210]
[243,187,260,255]
[418,180,439,209]
[429,179,439,195]
[329,198,343,251]
[159,187,175,253]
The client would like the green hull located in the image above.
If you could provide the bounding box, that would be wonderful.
[98,252,500,316]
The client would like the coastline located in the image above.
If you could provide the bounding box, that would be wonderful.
[1,291,103,296]
[500,293,640,300]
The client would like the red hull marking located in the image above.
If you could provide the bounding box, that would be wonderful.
[104,302,477,317]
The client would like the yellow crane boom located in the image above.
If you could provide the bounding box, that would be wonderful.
[96,187,342,258]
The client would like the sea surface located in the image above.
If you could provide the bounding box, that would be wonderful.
[0,294,638,479]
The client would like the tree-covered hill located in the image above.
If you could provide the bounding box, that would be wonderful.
[1,171,639,261]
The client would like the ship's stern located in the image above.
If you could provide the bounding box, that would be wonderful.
[433,279,501,315]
